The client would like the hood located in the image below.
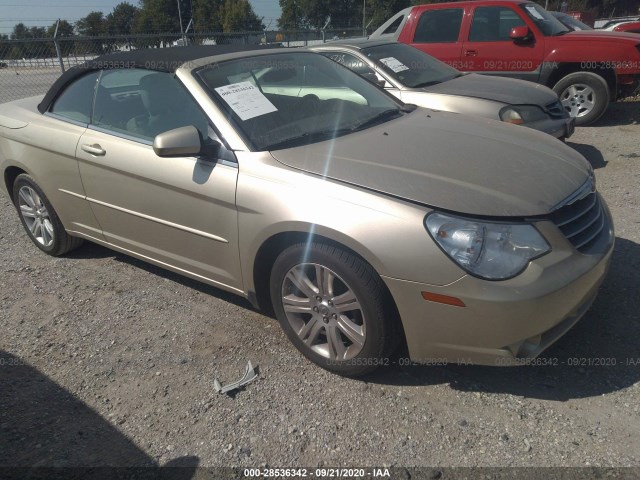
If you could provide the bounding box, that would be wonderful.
[558,30,640,42]
[270,109,590,217]
[422,73,557,106]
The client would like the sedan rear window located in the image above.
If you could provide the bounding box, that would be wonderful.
[363,43,460,88]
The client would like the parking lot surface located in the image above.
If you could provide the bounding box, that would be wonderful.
[1,98,639,469]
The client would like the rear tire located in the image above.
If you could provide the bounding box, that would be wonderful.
[553,72,610,126]
[270,242,395,376]
[12,174,83,256]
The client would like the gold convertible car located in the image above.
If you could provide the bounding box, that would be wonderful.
[0,46,614,375]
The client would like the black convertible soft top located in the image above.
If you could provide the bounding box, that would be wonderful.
[37,44,281,114]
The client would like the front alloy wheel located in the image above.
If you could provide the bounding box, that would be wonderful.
[270,242,396,376]
[281,263,366,361]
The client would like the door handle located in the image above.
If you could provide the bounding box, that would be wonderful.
[81,144,106,156]
[464,49,478,56]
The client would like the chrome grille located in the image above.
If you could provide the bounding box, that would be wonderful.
[550,191,605,252]
[546,100,567,119]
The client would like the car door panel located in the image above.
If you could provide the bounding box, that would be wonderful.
[10,116,104,239]
[462,5,545,81]
[407,7,466,68]
[76,129,242,291]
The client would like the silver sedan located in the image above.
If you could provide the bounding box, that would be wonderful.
[310,40,575,140]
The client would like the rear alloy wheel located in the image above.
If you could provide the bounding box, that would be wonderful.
[270,242,394,376]
[553,72,610,126]
[12,174,83,256]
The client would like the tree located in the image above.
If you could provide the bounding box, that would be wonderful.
[11,23,30,40]
[366,0,410,30]
[106,2,139,35]
[192,0,225,32]
[277,0,361,30]
[278,0,305,29]
[76,11,107,36]
[134,0,183,33]
[0,34,9,61]
[584,0,639,15]
[221,0,264,31]
[46,20,74,38]
[47,20,75,57]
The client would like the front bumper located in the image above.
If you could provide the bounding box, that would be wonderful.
[383,205,614,366]
[526,115,575,140]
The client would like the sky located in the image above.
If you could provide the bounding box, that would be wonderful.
[0,0,282,35]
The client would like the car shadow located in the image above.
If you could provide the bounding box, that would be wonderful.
[593,100,640,127]
[64,241,256,312]
[0,350,199,477]
[366,236,640,401]
[566,142,607,169]
[63,233,639,401]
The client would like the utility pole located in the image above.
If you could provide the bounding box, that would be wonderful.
[362,0,366,37]
[177,0,186,44]
[53,19,64,73]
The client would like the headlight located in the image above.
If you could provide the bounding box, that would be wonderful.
[499,105,548,125]
[425,212,550,280]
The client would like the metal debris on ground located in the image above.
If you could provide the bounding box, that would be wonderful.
[213,361,258,394]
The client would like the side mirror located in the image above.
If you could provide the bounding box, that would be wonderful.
[153,126,204,157]
[510,26,532,42]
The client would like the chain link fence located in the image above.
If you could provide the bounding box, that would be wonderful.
[0,28,364,104]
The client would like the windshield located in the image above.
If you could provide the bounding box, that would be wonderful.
[551,12,592,30]
[196,52,404,151]
[520,3,570,36]
[362,43,460,88]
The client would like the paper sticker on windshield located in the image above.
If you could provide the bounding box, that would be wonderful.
[214,81,277,121]
[379,57,410,73]
[524,5,545,19]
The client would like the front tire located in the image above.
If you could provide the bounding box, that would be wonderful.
[270,242,395,376]
[12,174,83,256]
[553,72,610,126]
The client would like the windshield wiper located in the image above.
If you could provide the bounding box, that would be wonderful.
[265,109,405,150]
[552,30,571,36]
[349,108,403,132]
[265,128,352,150]
[413,80,444,88]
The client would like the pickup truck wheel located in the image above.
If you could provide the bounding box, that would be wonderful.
[12,174,83,256]
[270,242,393,376]
[553,72,610,126]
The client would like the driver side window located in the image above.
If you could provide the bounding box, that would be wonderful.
[324,52,375,77]
[91,69,209,143]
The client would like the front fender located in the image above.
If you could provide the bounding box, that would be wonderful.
[235,151,467,296]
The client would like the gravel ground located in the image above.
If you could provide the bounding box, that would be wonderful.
[1,100,639,472]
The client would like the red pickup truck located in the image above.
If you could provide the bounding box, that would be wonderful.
[370,0,640,125]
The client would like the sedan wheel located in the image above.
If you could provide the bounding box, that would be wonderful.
[12,174,83,256]
[281,263,366,361]
[270,242,396,376]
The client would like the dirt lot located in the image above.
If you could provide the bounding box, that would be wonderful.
[1,100,639,472]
